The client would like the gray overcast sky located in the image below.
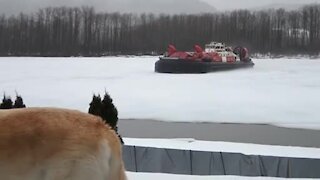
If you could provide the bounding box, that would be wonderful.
[0,0,319,15]
[202,0,320,10]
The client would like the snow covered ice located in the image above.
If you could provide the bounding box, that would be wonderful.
[1,56,320,130]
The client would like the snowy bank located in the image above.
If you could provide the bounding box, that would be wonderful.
[123,138,320,159]
[127,172,314,180]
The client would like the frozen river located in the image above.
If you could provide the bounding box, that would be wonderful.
[1,57,320,130]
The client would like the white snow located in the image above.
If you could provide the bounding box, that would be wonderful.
[124,137,320,159]
[126,172,313,180]
[1,57,320,130]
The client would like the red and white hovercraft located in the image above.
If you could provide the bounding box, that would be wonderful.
[155,42,254,73]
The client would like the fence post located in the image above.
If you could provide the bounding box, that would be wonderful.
[190,150,193,175]
[133,146,138,172]
[220,152,226,175]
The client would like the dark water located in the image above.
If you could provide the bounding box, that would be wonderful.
[118,119,320,148]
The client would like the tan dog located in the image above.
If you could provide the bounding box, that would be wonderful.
[0,107,126,180]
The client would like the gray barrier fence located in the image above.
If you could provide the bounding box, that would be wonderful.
[122,145,320,178]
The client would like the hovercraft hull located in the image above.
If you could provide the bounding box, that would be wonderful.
[155,57,255,74]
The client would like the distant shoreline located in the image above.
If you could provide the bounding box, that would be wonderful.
[118,119,320,148]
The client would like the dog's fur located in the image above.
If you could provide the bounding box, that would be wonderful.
[0,107,126,180]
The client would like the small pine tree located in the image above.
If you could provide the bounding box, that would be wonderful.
[0,95,13,109]
[13,95,26,108]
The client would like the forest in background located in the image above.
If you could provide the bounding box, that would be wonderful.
[0,5,319,57]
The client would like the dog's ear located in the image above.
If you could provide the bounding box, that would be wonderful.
[13,95,26,108]
[89,94,102,116]
[101,92,118,129]
[0,94,13,109]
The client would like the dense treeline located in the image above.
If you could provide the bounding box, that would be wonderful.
[0,5,319,56]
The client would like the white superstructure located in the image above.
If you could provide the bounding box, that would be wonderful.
[205,41,239,62]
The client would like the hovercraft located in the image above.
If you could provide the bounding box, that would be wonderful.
[155,42,254,73]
